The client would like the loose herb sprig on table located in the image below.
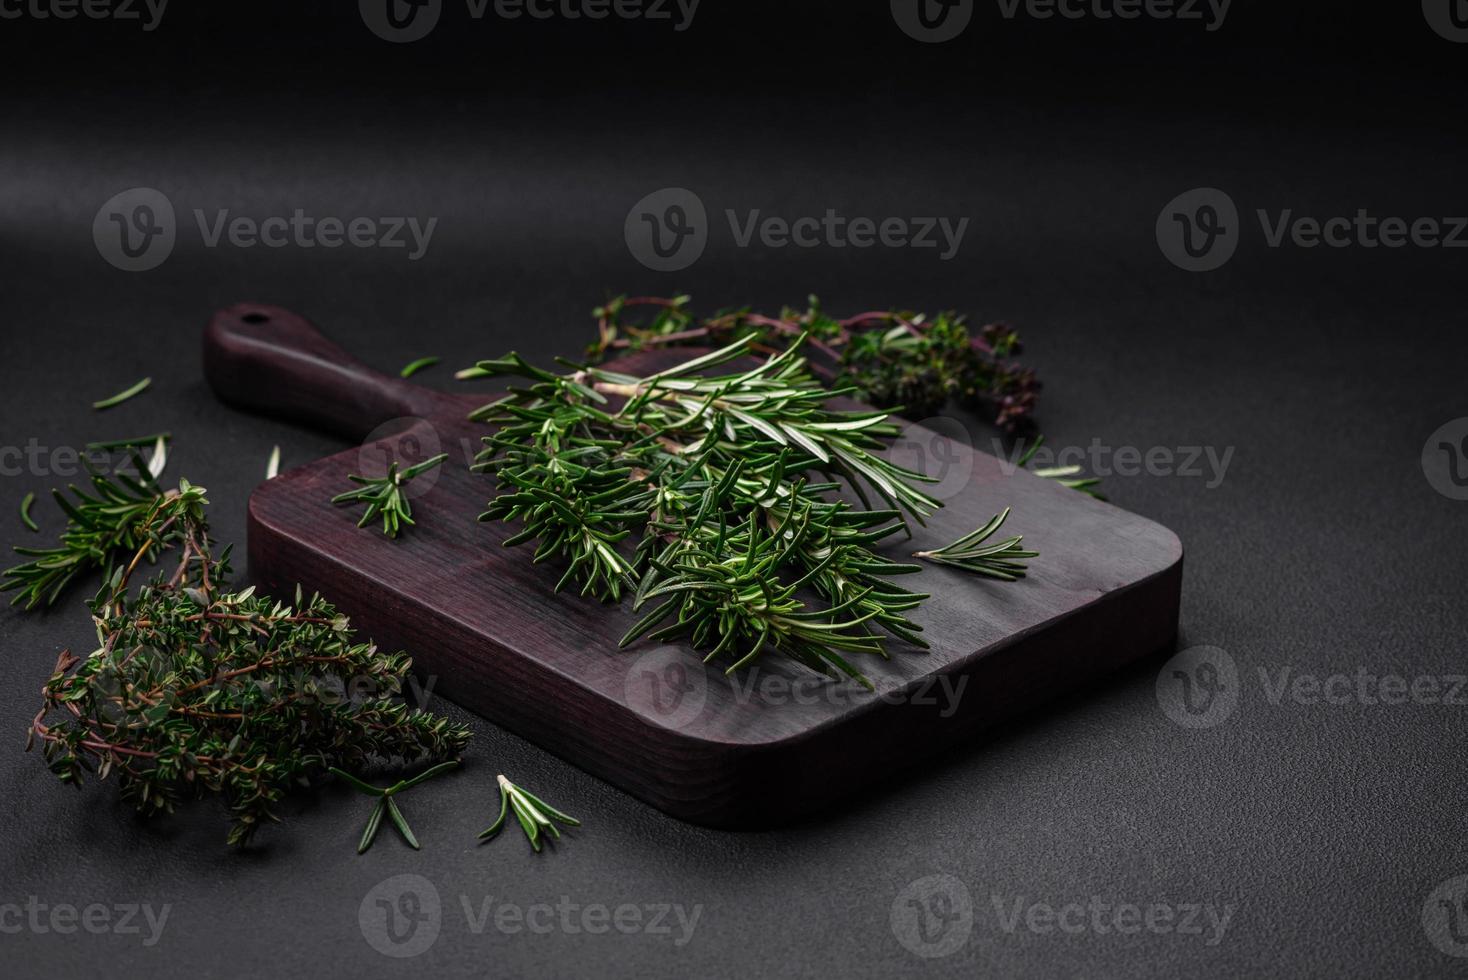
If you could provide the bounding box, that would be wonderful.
[587,295,1040,429]
[464,334,1036,689]
[332,761,460,853]
[479,774,580,853]
[16,472,471,846]
[2,452,178,609]
[333,453,449,538]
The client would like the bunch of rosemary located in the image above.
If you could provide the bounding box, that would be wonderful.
[17,466,470,846]
[587,295,1040,429]
[464,334,1036,688]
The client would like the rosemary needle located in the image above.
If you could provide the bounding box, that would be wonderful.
[265,445,281,480]
[85,432,172,452]
[19,493,37,532]
[400,356,440,379]
[92,377,152,410]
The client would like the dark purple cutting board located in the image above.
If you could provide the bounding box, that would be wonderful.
[204,303,1183,828]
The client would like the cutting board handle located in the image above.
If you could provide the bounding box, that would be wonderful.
[204,303,455,441]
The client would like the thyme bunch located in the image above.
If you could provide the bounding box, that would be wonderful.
[587,295,1040,429]
[465,335,1034,689]
[22,473,471,846]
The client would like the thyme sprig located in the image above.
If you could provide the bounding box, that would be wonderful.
[331,761,460,853]
[588,294,1040,429]
[466,334,1033,688]
[22,478,472,846]
[333,454,449,538]
[479,774,580,852]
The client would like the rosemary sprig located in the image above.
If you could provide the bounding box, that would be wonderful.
[913,507,1039,581]
[332,453,449,538]
[467,334,1033,688]
[93,377,152,410]
[400,356,440,378]
[478,774,580,852]
[331,761,460,853]
[23,479,471,846]
[588,295,1040,429]
[19,492,37,532]
[1,454,171,609]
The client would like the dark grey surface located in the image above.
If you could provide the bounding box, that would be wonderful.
[1,3,1466,977]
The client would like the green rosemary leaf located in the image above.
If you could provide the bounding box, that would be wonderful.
[92,377,152,410]
[400,356,440,379]
[19,493,37,533]
[384,797,420,849]
[265,445,281,480]
[358,799,386,854]
[84,432,172,452]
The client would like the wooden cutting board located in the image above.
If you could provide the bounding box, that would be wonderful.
[204,303,1183,828]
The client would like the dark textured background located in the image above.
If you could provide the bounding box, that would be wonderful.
[2,2,1466,977]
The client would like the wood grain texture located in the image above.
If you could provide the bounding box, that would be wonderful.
[205,303,1183,827]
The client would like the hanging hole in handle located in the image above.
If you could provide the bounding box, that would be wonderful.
[241,311,270,324]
